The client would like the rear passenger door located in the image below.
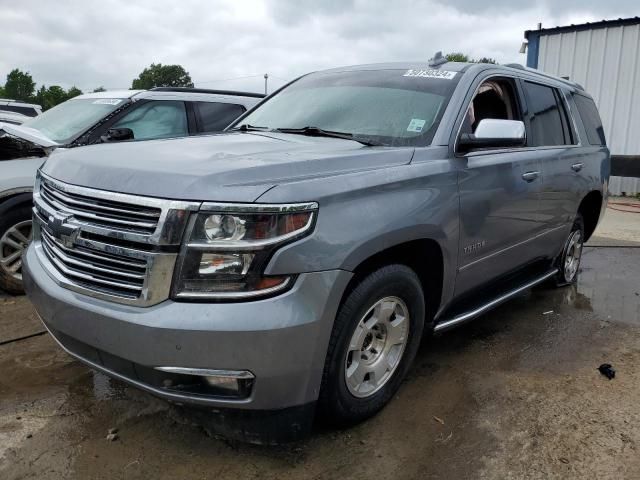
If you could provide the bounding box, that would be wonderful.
[192,101,246,134]
[521,81,584,257]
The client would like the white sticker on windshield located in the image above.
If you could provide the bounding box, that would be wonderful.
[92,99,122,105]
[403,69,457,80]
[407,118,426,133]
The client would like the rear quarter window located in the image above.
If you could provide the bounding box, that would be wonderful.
[523,81,570,146]
[194,102,246,133]
[573,94,606,146]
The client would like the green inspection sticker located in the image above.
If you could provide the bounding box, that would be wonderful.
[407,118,426,133]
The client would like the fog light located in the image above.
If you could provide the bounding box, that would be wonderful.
[154,367,254,399]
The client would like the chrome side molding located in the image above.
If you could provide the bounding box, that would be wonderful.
[434,269,558,333]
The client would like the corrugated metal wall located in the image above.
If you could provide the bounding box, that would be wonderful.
[537,23,640,195]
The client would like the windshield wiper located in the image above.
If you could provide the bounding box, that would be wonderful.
[275,126,383,146]
[229,124,269,132]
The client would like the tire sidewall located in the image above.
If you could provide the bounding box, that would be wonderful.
[321,265,425,424]
[557,213,585,285]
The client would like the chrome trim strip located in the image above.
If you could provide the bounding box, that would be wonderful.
[38,318,252,406]
[459,225,567,272]
[154,367,255,379]
[434,269,558,333]
[200,201,319,213]
[174,276,291,300]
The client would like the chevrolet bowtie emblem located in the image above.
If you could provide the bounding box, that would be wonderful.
[48,213,79,248]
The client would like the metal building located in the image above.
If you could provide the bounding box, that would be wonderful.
[525,17,640,195]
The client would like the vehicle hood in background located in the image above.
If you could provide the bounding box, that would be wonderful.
[0,122,60,148]
[41,132,414,202]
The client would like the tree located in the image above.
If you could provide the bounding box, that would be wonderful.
[4,69,36,102]
[445,52,469,62]
[66,86,83,99]
[92,86,106,92]
[131,63,194,89]
[445,53,498,64]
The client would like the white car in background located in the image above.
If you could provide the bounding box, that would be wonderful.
[0,87,264,293]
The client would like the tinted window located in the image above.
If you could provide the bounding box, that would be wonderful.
[236,69,461,146]
[523,81,567,146]
[195,102,245,133]
[0,105,38,117]
[113,100,188,140]
[573,94,606,145]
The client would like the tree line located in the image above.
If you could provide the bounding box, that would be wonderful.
[0,63,194,111]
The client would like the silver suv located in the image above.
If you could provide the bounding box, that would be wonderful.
[0,88,263,293]
[24,60,609,443]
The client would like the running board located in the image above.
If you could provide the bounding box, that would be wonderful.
[433,269,558,333]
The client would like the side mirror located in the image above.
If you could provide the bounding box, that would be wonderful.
[458,119,526,153]
[101,128,134,142]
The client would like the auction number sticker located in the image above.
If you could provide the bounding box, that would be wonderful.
[407,118,427,133]
[92,99,123,105]
[403,69,457,80]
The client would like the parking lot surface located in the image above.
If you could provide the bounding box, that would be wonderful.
[1,219,639,479]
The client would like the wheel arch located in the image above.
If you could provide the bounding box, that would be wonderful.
[578,190,603,242]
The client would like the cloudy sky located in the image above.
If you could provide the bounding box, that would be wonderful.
[1,0,638,94]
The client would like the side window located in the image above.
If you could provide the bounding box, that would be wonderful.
[194,102,246,133]
[522,81,571,146]
[573,94,606,146]
[461,78,522,135]
[113,100,188,140]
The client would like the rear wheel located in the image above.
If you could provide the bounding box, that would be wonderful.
[318,264,425,425]
[555,213,584,286]
[0,204,33,294]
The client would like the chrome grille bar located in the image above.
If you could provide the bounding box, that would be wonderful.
[33,172,201,306]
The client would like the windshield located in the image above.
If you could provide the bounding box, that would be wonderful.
[23,98,129,144]
[234,69,460,146]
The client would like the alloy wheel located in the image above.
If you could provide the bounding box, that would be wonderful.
[0,220,32,282]
[344,296,410,398]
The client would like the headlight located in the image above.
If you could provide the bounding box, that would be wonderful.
[172,202,318,300]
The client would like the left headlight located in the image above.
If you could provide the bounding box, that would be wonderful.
[171,202,318,300]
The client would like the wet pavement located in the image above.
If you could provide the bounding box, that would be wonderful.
[1,244,640,479]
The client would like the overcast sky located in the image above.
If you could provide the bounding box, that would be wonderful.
[1,0,638,94]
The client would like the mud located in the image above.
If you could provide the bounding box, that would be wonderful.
[1,246,640,479]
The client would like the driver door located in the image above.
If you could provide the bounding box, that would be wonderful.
[454,75,545,297]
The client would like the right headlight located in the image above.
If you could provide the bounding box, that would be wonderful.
[171,202,318,300]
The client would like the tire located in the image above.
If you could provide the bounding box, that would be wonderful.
[318,264,425,425]
[0,203,33,294]
[555,213,585,286]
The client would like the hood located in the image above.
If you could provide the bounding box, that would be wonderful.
[0,122,60,148]
[41,132,414,202]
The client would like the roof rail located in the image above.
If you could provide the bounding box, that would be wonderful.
[504,63,526,70]
[150,87,265,98]
[0,98,17,102]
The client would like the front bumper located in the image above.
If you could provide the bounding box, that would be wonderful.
[23,244,351,411]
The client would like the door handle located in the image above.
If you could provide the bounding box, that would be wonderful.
[521,171,540,182]
[571,162,584,172]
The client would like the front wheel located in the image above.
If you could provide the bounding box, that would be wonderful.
[555,213,584,286]
[318,264,425,425]
[0,204,33,294]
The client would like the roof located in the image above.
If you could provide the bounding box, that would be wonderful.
[525,16,640,39]
[75,90,144,100]
[150,87,265,98]
[321,61,471,73]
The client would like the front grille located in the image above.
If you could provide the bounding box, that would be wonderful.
[41,228,146,298]
[40,176,161,234]
[33,173,200,306]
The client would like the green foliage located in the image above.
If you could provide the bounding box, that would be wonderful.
[445,52,469,62]
[445,53,498,64]
[131,63,194,90]
[35,85,84,110]
[92,86,107,92]
[5,69,36,102]
[0,85,5,98]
